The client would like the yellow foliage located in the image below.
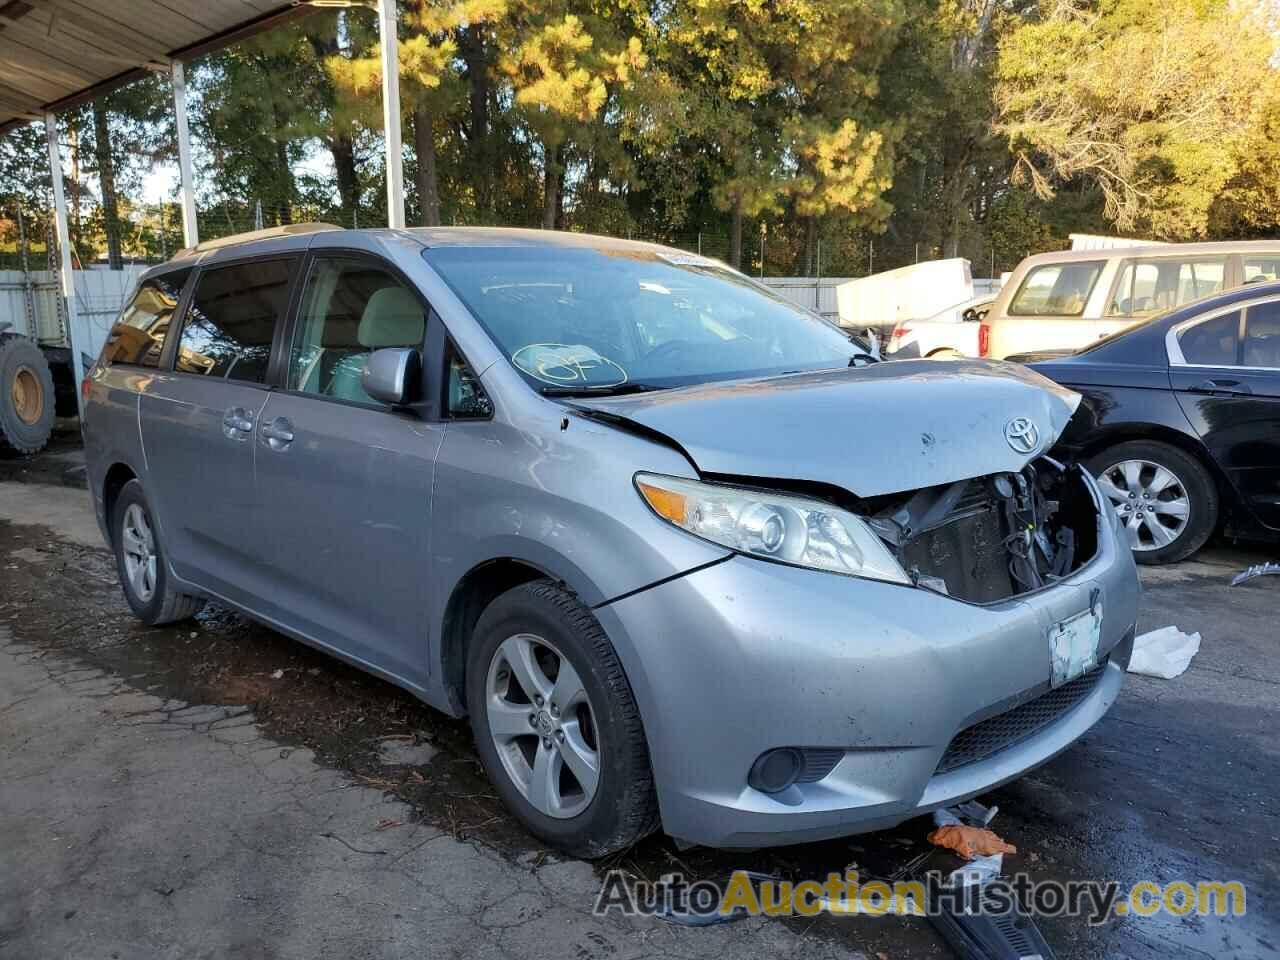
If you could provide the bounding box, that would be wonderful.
[996,0,1280,239]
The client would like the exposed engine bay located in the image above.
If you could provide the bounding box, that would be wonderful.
[865,458,1099,603]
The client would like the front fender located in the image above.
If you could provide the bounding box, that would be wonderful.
[423,412,730,710]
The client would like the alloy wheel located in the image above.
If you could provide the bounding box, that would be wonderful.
[120,503,158,602]
[1095,459,1191,552]
[485,632,600,819]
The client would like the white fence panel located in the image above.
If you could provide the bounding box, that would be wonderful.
[0,266,147,370]
[75,266,149,355]
[759,277,851,320]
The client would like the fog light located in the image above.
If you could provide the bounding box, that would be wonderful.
[748,748,803,794]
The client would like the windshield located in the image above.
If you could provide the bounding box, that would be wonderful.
[423,245,859,392]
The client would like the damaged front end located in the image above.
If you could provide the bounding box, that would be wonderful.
[866,459,1100,603]
[597,360,1105,603]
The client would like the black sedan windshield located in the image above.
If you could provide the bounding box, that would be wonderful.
[424,245,857,391]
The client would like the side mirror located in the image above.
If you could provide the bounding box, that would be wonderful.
[362,347,421,407]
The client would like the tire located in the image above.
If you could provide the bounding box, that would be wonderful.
[110,480,205,625]
[0,337,55,455]
[927,348,964,360]
[1086,440,1218,565]
[466,580,659,858]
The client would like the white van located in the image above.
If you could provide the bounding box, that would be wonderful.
[982,241,1280,360]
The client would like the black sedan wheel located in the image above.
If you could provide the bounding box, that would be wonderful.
[1087,440,1218,564]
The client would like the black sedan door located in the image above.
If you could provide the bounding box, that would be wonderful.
[1168,295,1280,530]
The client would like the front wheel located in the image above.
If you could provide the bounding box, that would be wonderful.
[467,580,659,858]
[1086,440,1218,564]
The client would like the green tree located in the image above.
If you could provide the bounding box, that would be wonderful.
[995,0,1280,239]
[195,11,368,232]
[645,0,904,270]
[497,4,646,229]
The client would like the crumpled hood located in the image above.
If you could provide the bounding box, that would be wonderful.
[575,359,1081,497]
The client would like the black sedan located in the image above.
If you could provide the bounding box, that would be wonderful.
[1025,280,1280,564]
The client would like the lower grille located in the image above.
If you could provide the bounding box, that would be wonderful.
[935,660,1108,774]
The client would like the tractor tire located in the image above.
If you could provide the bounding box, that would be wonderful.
[0,337,56,456]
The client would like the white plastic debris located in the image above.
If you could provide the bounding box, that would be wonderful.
[933,800,998,829]
[933,807,963,828]
[947,853,1004,888]
[1128,626,1201,679]
[1232,561,1280,586]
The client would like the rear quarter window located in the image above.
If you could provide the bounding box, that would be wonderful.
[101,270,190,368]
[1008,262,1104,317]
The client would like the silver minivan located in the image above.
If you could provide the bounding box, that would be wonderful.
[82,225,1140,857]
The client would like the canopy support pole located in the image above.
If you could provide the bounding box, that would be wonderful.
[170,61,199,248]
[44,112,86,416]
[378,0,404,229]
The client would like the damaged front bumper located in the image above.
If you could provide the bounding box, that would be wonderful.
[594,471,1139,849]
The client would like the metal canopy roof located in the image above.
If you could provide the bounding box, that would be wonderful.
[0,0,302,134]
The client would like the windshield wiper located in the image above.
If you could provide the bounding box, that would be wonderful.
[539,382,666,398]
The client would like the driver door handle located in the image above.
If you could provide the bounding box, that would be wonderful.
[259,416,294,450]
[1192,378,1252,396]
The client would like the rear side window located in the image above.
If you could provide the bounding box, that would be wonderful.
[1178,311,1240,366]
[1008,262,1103,317]
[176,259,294,383]
[102,271,190,367]
[1108,258,1225,317]
[1244,299,1280,368]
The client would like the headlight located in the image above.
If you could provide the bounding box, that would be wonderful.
[635,473,911,584]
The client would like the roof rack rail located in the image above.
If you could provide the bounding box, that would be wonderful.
[180,222,341,256]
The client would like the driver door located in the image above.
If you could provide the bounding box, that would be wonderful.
[252,254,446,687]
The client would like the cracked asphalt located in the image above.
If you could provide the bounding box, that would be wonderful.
[1,446,1277,959]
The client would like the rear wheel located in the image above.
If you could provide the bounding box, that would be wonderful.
[110,480,204,624]
[0,337,55,455]
[467,580,659,858]
[1086,440,1217,564]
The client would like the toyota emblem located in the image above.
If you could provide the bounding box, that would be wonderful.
[1004,416,1040,455]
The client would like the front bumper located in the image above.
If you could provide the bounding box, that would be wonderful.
[595,483,1140,848]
